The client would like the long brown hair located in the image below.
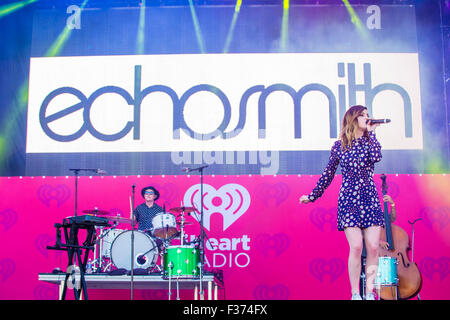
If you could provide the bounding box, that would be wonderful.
[339,105,369,151]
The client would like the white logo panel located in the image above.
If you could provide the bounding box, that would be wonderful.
[27,53,423,153]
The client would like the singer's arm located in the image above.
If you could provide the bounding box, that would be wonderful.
[307,140,340,202]
[367,131,382,163]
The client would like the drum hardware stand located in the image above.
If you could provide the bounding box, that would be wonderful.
[92,226,101,272]
[130,184,136,300]
[180,211,186,246]
[153,263,162,273]
[166,264,180,300]
[361,245,399,300]
[69,168,106,217]
[93,225,104,272]
[167,262,173,300]
[69,168,81,218]
[360,232,382,300]
[97,226,106,272]
[176,276,181,300]
[359,236,373,300]
[375,282,398,301]
[189,206,214,250]
[198,165,205,300]
[93,223,119,272]
[174,211,183,300]
[360,254,367,299]
[198,262,204,300]
[182,165,208,300]
[408,218,421,266]
[408,218,422,300]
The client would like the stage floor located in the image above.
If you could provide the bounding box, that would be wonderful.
[38,272,223,300]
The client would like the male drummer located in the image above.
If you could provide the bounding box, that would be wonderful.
[134,186,163,234]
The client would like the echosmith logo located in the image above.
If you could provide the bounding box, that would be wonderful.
[27,53,423,153]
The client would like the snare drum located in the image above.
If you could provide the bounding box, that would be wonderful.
[163,245,200,278]
[152,213,178,239]
[375,256,399,286]
[110,230,159,270]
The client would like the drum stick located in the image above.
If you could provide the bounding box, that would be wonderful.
[130,196,133,219]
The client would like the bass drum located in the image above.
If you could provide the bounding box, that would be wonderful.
[101,228,125,258]
[110,230,159,270]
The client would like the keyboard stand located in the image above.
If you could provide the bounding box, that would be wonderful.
[47,217,101,300]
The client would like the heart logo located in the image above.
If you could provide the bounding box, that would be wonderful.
[419,256,450,282]
[35,234,55,258]
[0,209,18,232]
[254,233,290,257]
[0,258,15,283]
[419,207,449,231]
[253,284,290,300]
[309,257,345,283]
[309,207,337,232]
[33,284,59,300]
[37,184,71,207]
[183,183,251,231]
[254,182,290,207]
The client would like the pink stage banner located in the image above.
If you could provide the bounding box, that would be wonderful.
[0,174,449,300]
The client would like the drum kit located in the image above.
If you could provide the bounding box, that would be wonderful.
[84,206,202,280]
[66,166,210,300]
[375,256,399,289]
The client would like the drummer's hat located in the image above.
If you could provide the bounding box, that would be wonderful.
[141,186,160,200]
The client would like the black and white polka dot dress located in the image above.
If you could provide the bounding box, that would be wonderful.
[308,132,385,231]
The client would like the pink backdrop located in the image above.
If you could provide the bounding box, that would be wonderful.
[0,174,449,300]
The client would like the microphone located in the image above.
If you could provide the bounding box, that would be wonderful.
[69,168,107,174]
[366,119,391,124]
[181,165,209,173]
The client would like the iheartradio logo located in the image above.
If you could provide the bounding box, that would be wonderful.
[183,184,251,231]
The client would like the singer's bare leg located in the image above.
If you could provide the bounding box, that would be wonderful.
[363,226,381,295]
[344,227,363,296]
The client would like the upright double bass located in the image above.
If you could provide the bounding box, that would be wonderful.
[378,174,422,300]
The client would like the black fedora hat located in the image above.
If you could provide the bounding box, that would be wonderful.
[141,186,160,201]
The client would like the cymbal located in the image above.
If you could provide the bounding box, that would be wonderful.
[169,206,196,213]
[107,216,132,224]
[82,209,109,215]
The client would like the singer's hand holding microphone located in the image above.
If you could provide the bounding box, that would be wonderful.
[366,118,390,131]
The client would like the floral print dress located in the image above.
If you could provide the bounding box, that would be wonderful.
[308,132,385,231]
